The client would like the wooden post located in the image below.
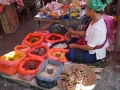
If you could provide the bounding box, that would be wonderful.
[115,0,120,51]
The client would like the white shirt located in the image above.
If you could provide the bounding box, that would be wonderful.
[85,17,109,59]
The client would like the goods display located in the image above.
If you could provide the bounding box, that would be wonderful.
[49,10,68,20]
[23,60,40,70]
[49,35,61,40]
[80,0,86,9]
[0,1,100,89]
[27,36,40,43]
[18,57,44,81]
[36,58,63,88]
[39,64,60,79]
[18,57,44,75]
[40,1,63,14]
[0,51,25,61]
[23,33,44,47]
[14,45,30,53]
[34,30,50,36]
[40,7,51,14]
[37,58,63,81]
[27,45,49,58]
[52,51,65,59]
[45,33,65,43]
[50,41,69,49]
[48,48,69,63]
[0,51,26,75]
[32,48,47,56]
[52,43,67,49]
[69,0,81,19]
[51,24,68,35]
[58,64,97,90]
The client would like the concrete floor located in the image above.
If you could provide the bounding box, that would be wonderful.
[0,19,120,90]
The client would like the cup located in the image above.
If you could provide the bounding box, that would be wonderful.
[38,12,43,17]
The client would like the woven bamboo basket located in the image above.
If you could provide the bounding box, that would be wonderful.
[57,63,97,90]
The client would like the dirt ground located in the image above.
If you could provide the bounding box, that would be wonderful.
[0,19,120,90]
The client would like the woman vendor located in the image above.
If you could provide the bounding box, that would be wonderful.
[65,0,111,63]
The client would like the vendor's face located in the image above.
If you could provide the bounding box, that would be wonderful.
[86,5,92,17]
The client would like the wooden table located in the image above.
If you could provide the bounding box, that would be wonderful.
[34,10,86,31]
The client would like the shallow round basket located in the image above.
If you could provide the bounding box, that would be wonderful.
[57,63,97,90]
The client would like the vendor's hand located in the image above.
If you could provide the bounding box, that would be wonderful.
[69,43,76,48]
[68,28,76,34]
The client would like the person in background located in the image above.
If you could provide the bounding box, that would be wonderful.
[0,0,15,6]
[65,0,111,63]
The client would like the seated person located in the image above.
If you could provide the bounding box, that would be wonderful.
[65,0,111,63]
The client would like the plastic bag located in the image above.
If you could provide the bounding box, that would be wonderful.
[51,24,68,35]
[36,58,63,82]
[45,33,65,44]
[50,40,69,49]
[14,45,30,53]
[27,45,49,59]
[34,30,50,36]
[22,33,44,47]
[36,78,58,89]
[48,48,69,63]
[18,57,44,81]
[0,51,26,75]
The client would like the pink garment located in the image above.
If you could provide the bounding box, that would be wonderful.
[102,14,115,51]
[102,14,115,30]
[15,0,24,8]
[45,1,63,10]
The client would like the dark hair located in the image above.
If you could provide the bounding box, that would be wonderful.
[101,0,106,4]
[88,6,101,13]
[48,0,52,3]
[95,11,102,13]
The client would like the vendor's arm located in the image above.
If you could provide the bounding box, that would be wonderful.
[69,44,94,50]
[69,26,103,50]
[68,28,85,36]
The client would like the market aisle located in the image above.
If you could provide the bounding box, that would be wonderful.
[0,19,36,56]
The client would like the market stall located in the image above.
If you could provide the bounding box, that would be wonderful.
[0,0,118,90]
[34,0,87,31]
